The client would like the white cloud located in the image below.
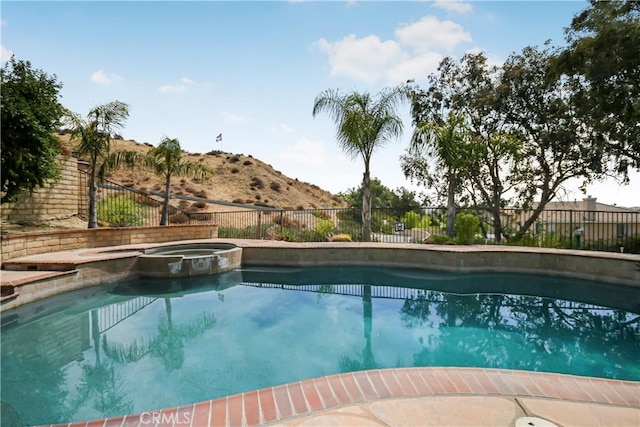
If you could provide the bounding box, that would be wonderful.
[271,123,294,134]
[432,0,473,14]
[314,35,405,84]
[180,77,195,84]
[158,84,186,93]
[395,16,472,52]
[314,15,472,84]
[90,69,124,85]
[221,111,248,125]
[386,51,443,84]
[277,137,326,167]
[0,44,13,62]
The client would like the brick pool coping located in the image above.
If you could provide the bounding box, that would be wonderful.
[46,367,639,427]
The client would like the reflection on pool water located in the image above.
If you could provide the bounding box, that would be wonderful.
[2,267,639,425]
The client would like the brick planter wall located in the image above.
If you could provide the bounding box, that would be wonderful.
[0,224,218,263]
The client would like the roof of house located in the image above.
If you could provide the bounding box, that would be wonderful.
[537,201,638,213]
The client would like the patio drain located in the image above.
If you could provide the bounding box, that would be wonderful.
[515,416,559,427]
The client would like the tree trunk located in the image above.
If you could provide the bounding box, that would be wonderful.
[160,177,171,226]
[446,175,456,237]
[493,213,504,244]
[88,171,98,229]
[362,285,375,368]
[361,166,372,242]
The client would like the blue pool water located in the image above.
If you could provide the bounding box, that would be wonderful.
[2,267,639,425]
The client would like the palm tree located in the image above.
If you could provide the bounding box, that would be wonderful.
[313,86,408,242]
[146,136,214,225]
[110,136,213,225]
[404,112,470,237]
[66,101,129,228]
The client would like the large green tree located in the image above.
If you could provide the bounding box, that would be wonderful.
[410,48,607,242]
[556,0,640,173]
[1,57,65,203]
[66,101,129,228]
[408,54,523,242]
[495,45,607,239]
[313,86,408,242]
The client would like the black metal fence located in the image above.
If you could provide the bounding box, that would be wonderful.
[78,170,193,227]
[196,206,640,253]
[77,170,640,253]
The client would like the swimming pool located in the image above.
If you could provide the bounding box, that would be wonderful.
[2,266,639,425]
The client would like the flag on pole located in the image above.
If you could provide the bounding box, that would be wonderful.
[216,133,222,142]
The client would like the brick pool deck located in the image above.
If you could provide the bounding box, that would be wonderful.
[45,367,639,427]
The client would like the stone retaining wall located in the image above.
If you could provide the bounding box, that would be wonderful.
[0,155,79,222]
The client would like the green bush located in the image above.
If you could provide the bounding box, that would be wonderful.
[380,223,394,234]
[98,194,148,227]
[427,234,456,244]
[315,217,335,240]
[400,211,430,229]
[508,232,572,249]
[455,212,480,244]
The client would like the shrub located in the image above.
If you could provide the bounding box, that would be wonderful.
[455,212,480,244]
[315,217,335,239]
[270,181,281,192]
[169,212,189,224]
[401,211,430,229]
[427,234,456,245]
[331,234,352,242]
[313,210,331,220]
[230,167,239,173]
[243,160,252,166]
[380,223,394,234]
[232,198,244,204]
[250,177,265,190]
[98,194,148,227]
[273,214,301,228]
[192,201,207,209]
[193,190,208,198]
[229,155,240,163]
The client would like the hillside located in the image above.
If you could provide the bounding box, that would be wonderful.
[57,133,347,214]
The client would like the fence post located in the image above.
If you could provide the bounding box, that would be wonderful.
[257,211,263,239]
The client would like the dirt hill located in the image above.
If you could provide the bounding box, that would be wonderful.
[58,133,347,214]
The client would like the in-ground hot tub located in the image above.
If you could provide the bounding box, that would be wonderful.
[137,243,241,278]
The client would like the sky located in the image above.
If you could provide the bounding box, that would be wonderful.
[2,0,639,208]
